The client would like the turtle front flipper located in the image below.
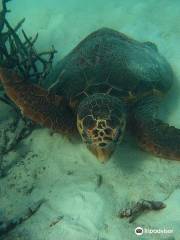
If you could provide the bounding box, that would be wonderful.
[0,68,75,134]
[131,118,180,161]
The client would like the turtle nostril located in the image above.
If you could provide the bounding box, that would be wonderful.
[99,142,107,147]
[104,136,113,141]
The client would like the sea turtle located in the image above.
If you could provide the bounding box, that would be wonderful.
[0,28,180,162]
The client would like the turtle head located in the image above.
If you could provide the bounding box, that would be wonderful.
[77,93,126,162]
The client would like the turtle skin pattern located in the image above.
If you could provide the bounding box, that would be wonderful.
[0,69,75,135]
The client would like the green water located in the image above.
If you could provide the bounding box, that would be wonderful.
[0,1,180,240]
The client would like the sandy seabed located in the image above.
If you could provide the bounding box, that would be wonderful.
[0,0,180,239]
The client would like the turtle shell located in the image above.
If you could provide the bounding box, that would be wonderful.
[47,28,173,106]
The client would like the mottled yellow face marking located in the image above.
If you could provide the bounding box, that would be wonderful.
[77,114,126,161]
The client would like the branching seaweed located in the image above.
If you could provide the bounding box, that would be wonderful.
[0,2,54,238]
[0,0,57,101]
[0,0,57,176]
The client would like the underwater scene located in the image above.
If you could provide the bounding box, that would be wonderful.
[0,0,180,239]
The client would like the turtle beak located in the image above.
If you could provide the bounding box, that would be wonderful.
[87,143,116,162]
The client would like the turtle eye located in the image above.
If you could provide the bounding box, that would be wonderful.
[83,116,96,129]
[107,116,119,128]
